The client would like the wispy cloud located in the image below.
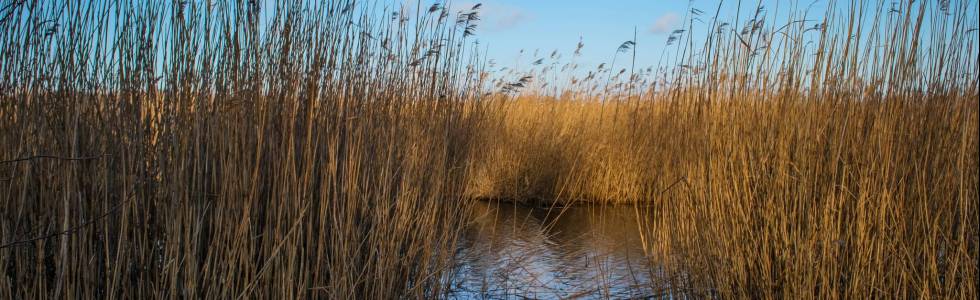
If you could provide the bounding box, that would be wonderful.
[492,6,529,31]
[453,1,532,32]
[648,12,680,34]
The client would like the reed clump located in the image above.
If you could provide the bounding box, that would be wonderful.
[1,0,487,298]
[467,0,978,297]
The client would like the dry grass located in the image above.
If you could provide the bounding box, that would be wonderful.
[0,0,485,298]
[634,97,978,298]
[465,96,698,204]
[467,0,979,298]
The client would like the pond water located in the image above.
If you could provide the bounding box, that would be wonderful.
[447,200,667,299]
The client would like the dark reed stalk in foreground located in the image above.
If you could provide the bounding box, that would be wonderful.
[0,0,487,298]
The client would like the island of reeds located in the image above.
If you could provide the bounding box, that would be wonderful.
[1,0,977,298]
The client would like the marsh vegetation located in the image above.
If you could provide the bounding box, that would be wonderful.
[1,0,977,298]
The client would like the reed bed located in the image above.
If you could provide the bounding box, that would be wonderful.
[0,0,977,298]
[468,0,979,298]
[1,0,487,298]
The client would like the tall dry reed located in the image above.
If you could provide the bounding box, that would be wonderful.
[0,0,977,298]
[468,0,978,297]
[1,0,487,298]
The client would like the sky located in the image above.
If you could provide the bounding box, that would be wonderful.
[455,0,695,70]
[442,0,817,74]
[10,0,972,89]
[438,0,978,78]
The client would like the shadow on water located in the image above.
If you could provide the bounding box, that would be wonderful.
[447,200,670,299]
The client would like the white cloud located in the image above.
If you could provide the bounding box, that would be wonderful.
[492,6,529,30]
[453,1,531,32]
[648,12,679,34]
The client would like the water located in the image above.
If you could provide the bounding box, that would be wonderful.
[448,200,665,299]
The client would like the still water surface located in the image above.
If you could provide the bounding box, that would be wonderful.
[448,200,665,299]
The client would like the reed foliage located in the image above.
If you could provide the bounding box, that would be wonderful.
[1,0,486,298]
[467,0,979,297]
[0,0,977,298]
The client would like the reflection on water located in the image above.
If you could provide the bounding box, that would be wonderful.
[448,200,664,299]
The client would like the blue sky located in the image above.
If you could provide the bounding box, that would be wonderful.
[444,0,818,73]
[437,0,978,85]
[15,0,972,88]
[447,0,696,72]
